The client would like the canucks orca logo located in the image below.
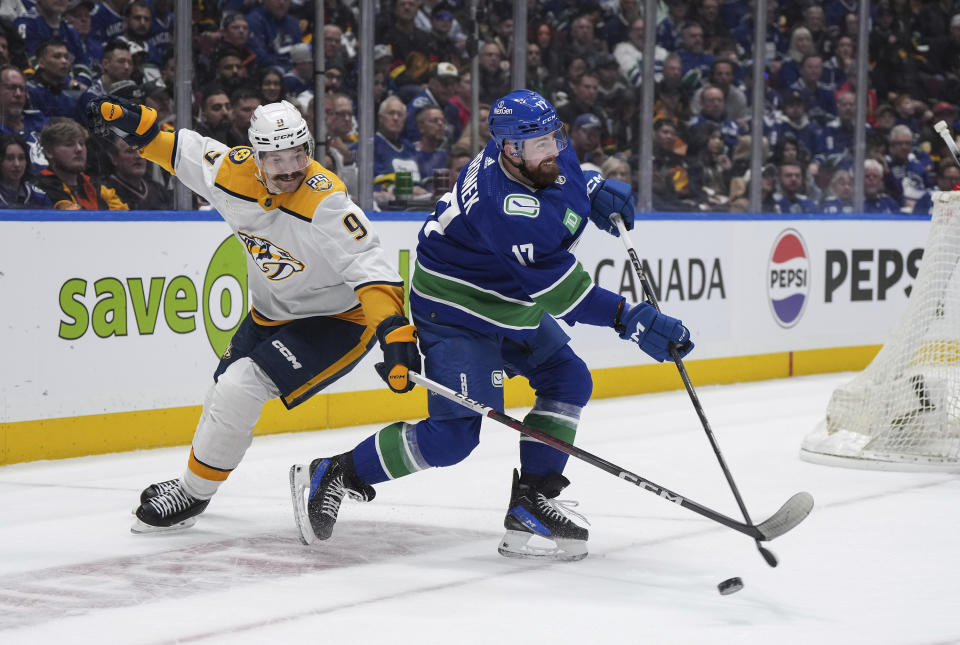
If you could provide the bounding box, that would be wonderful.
[237,231,305,280]
[768,229,810,328]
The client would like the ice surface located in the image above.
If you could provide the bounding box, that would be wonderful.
[1,373,958,644]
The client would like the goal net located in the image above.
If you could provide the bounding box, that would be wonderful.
[800,191,960,472]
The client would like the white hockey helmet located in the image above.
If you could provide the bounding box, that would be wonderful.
[248,100,313,155]
[248,100,314,184]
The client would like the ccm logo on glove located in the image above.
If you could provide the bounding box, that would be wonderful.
[87,95,160,147]
[586,175,636,237]
[100,102,123,121]
[375,315,422,393]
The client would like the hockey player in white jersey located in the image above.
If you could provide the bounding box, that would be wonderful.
[86,96,420,533]
[290,90,694,560]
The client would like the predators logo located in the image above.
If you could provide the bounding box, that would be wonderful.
[237,231,305,280]
[229,147,252,164]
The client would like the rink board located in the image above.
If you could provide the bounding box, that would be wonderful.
[0,210,930,464]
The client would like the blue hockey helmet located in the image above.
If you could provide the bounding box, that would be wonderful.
[489,90,568,160]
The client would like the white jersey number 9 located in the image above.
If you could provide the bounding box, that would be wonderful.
[342,212,368,240]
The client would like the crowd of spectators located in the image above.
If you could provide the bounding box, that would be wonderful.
[2,0,960,213]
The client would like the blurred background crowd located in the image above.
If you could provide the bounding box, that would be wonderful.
[1,0,960,213]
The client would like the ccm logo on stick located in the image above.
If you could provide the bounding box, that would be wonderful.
[272,340,302,369]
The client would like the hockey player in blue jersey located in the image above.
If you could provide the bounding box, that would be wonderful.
[290,90,694,560]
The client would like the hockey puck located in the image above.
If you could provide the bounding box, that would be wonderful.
[717,577,744,595]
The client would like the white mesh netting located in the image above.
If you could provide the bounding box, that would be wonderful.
[801,191,960,472]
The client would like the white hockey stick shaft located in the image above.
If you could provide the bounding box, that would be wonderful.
[935,120,960,169]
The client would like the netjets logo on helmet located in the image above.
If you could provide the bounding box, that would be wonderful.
[237,231,305,280]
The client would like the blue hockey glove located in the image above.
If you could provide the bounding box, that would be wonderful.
[86,95,160,148]
[374,315,422,393]
[617,302,693,362]
[587,176,635,237]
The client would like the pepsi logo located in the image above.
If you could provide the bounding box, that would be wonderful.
[768,229,810,328]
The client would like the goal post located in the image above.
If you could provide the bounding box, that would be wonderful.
[800,191,960,472]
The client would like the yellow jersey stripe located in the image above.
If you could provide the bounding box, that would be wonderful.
[284,326,376,404]
[356,283,406,327]
[332,305,367,325]
[215,181,259,202]
[250,307,292,326]
[187,448,232,481]
[136,105,159,135]
[139,130,177,175]
[279,205,312,222]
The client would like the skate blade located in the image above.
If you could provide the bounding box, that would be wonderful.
[497,530,588,562]
[289,464,316,546]
[130,516,198,534]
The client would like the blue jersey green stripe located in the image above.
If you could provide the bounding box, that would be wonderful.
[376,422,413,478]
[412,262,545,329]
[530,263,594,317]
[375,422,429,479]
[520,411,579,445]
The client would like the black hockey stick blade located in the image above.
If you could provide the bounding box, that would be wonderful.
[754,491,815,541]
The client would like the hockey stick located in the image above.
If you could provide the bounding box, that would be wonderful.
[612,214,796,567]
[408,371,814,543]
[934,120,960,168]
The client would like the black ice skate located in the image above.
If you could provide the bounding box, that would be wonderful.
[131,479,210,534]
[139,479,179,504]
[499,468,589,561]
[289,453,375,545]
[130,478,180,515]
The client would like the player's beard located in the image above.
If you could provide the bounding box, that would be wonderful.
[520,156,560,189]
